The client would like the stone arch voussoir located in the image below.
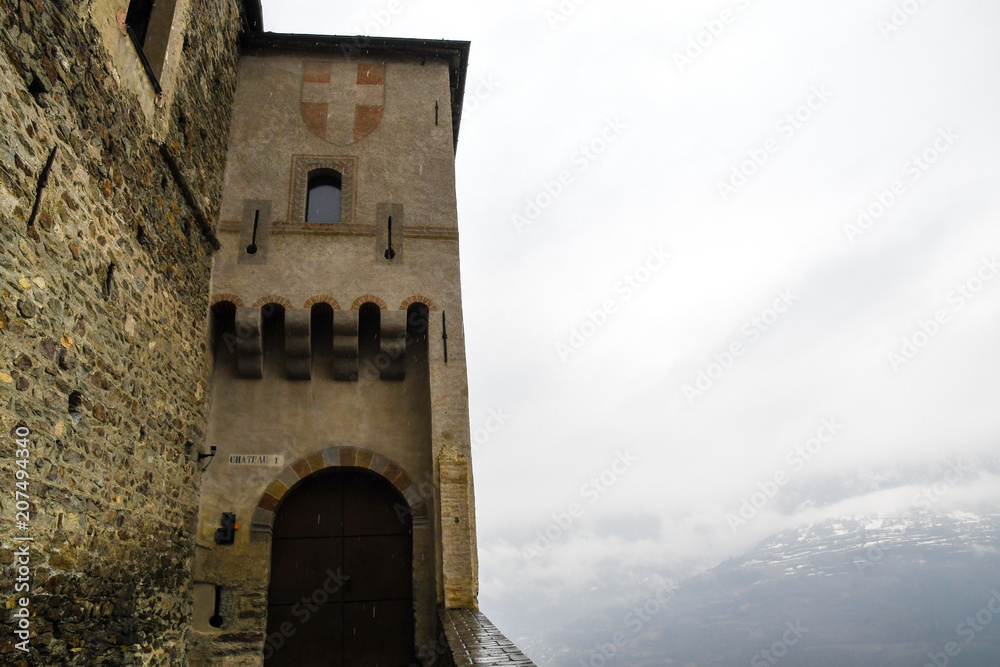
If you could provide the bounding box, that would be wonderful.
[303,295,342,310]
[210,293,244,307]
[400,295,436,311]
[252,295,293,309]
[251,446,427,534]
[351,294,387,311]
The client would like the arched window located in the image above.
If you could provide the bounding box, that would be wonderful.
[310,302,334,380]
[305,169,342,223]
[291,156,353,224]
[357,302,381,366]
[209,300,237,372]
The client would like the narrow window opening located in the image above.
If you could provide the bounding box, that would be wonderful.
[310,303,334,380]
[209,585,224,628]
[68,391,83,425]
[442,310,448,363]
[384,216,396,260]
[26,147,56,230]
[406,303,429,367]
[246,210,259,255]
[210,301,237,373]
[306,169,342,223]
[261,304,286,377]
[406,304,429,343]
[27,75,47,103]
[102,262,116,300]
[358,302,381,367]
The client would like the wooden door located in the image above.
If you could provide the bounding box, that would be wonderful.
[264,468,414,666]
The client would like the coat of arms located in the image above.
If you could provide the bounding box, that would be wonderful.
[301,60,385,145]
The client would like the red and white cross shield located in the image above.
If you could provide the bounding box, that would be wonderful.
[301,61,385,145]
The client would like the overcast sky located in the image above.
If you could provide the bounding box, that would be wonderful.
[262,0,1000,654]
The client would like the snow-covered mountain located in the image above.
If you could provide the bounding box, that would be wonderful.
[531,512,1000,666]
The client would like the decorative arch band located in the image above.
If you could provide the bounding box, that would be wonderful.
[351,294,387,310]
[251,446,427,534]
[400,295,436,311]
[253,295,294,309]
[210,293,244,308]
[303,295,342,310]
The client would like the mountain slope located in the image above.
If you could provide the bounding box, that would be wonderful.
[534,512,1000,666]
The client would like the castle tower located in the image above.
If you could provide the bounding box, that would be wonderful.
[189,34,483,664]
[2,0,532,660]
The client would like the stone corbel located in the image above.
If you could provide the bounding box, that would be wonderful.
[235,307,262,378]
[380,310,407,381]
[332,310,359,381]
[285,309,311,380]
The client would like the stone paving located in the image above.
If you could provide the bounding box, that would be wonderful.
[441,609,537,666]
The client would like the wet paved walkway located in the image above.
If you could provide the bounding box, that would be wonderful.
[440,609,537,666]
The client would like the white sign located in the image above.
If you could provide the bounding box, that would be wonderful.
[228,454,284,466]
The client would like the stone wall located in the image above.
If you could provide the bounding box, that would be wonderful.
[0,0,241,663]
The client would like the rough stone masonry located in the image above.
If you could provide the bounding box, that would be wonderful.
[0,0,242,662]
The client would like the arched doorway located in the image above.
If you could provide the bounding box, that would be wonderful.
[264,467,415,665]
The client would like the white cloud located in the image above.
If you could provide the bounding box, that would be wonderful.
[263,0,1000,651]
